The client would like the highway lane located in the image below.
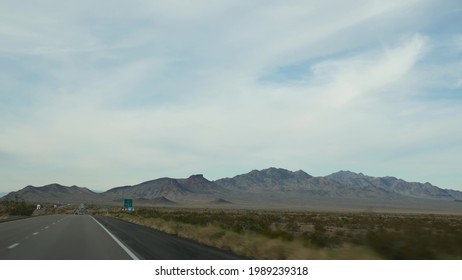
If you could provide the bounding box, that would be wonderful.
[94,215,242,260]
[0,214,242,260]
[0,214,134,260]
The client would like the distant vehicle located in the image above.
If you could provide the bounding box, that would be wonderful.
[75,203,86,215]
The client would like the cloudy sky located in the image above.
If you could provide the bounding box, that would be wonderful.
[1,0,461,192]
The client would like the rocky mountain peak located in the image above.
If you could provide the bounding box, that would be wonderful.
[327,170,364,180]
[247,167,311,180]
[4,168,462,211]
[186,174,209,182]
[182,174,219,193]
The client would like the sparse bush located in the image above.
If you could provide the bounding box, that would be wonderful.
[1,196,36,216]
[105,207,462,259]
[209,230,226,240]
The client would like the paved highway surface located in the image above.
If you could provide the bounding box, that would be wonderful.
[0,214,241,260]
[94,215,241,260]
[0,214,134,259]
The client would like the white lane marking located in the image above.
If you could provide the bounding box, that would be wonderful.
[33,232,39,235]
[91,216,139,260]
[8,243,20,249]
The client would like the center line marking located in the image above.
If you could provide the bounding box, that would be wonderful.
[33,232,39,235]
[8,243,20,249]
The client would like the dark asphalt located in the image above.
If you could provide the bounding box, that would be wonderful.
[0,214,242,260]
[94,215,242,260]
[0,214,133,260]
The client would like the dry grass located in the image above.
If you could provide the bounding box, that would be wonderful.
[99,208,462,259]
[108,212,381,260]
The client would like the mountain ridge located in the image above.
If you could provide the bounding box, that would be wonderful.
[3,168,462,212]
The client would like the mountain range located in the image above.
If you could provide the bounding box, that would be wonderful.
[3,168,462,212]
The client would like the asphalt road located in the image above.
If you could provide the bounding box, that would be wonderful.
[0,214,134,260]
[94,215,241,260]
[0,214,241,260]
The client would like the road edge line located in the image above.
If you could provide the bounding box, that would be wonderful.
[8,243,20,249]
[91,216,140,260]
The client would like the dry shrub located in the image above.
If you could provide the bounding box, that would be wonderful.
[111,213,380,259]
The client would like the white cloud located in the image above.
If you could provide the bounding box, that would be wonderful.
[454,34,462,51]
[1,0,461,190]
[308,34,428,106]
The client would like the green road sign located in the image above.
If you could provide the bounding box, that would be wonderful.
[124,199,133,208]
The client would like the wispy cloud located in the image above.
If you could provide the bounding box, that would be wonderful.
[1,0,461,191]
[454,34,462,51]
[305,34,428,107]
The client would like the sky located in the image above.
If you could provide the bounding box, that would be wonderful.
[1,0,461,192]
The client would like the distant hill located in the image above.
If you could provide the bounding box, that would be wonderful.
[325,170,454,199]
[2,183,101,204]
[210,198,232,204]
[4,168,462,212]
[103,174,225,203]
[216,168,406,199]
[216,168,314,192]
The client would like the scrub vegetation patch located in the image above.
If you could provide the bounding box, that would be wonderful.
[100,207,462,259]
